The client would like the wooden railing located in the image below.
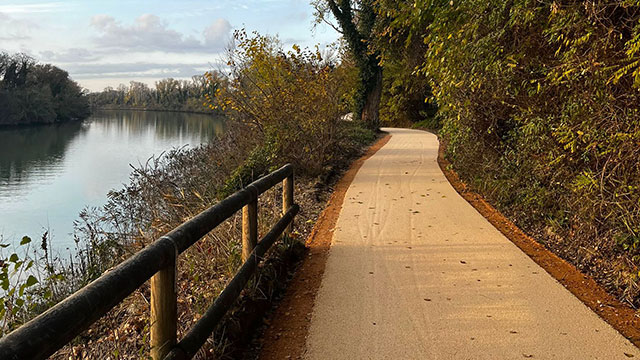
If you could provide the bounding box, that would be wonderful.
[0,164,297,360]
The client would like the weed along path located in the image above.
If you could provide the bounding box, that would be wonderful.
[294,128,639,359]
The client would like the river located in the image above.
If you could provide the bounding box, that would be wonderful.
[0,110,224,254]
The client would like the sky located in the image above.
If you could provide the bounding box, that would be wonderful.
[0,0,340,91]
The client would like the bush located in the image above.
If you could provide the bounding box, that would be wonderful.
[210,30,358,176]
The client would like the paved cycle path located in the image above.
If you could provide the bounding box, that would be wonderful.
[304,128,639,359]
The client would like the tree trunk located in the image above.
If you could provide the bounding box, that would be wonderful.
[361,66,383,130]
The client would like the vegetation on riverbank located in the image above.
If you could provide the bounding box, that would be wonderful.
[0,31,375,357]
[0,53,90,126]
[374,0,640,305]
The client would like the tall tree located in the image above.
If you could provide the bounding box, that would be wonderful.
[315,0,382,130]
[0,52,89,125]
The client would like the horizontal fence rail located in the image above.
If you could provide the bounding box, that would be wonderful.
[166,204,298,360]
[0,164,296,360]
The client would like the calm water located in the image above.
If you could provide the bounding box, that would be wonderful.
[0,110,224,252]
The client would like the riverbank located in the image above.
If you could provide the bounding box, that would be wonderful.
[0,116,87,129]
[0,115,376,357]
[2,31,372,357]
[47,121,376,358]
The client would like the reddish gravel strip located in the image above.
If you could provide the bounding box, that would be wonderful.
[257,133,391,360]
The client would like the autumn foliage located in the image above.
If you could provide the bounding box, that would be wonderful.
[207,30,358,176]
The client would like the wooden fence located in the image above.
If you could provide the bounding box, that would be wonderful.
[0,164,297,360]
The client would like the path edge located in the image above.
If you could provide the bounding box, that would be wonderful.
[435,134,640,348]
[257,133,392,360]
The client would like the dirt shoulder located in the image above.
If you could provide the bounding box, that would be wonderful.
[436,139,640,347]
[256,133,391,360]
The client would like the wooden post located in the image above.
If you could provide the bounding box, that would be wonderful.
[283,174,294,236]
[150,258,177,360]
[242,199,258,262]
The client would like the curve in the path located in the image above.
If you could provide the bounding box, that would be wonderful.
[305,128,639,360]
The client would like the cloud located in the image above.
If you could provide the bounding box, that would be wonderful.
[90,14,231,53]
[203,18,231,48]
[0,3,65,14]
[64,61,222,79]
[39,48,98,62]
[66,60,227,91]
[0,12,39,41]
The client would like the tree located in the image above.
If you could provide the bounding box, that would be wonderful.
[207,30,357,175]
[375,0,439,127]
[0,53,33,90]
[314,0,382,130]
[0,52,89,125]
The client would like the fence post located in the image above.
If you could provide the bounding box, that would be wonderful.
[283,173,294,236]
[150,256,177,360]
[242,195,258,262]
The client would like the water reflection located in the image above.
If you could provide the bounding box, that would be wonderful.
[92,110,224,141]
[0,121,86,185]
[0,110,223,250]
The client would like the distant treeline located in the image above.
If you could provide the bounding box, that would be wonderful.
[0,52,90,126]
[88,74,223,114]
